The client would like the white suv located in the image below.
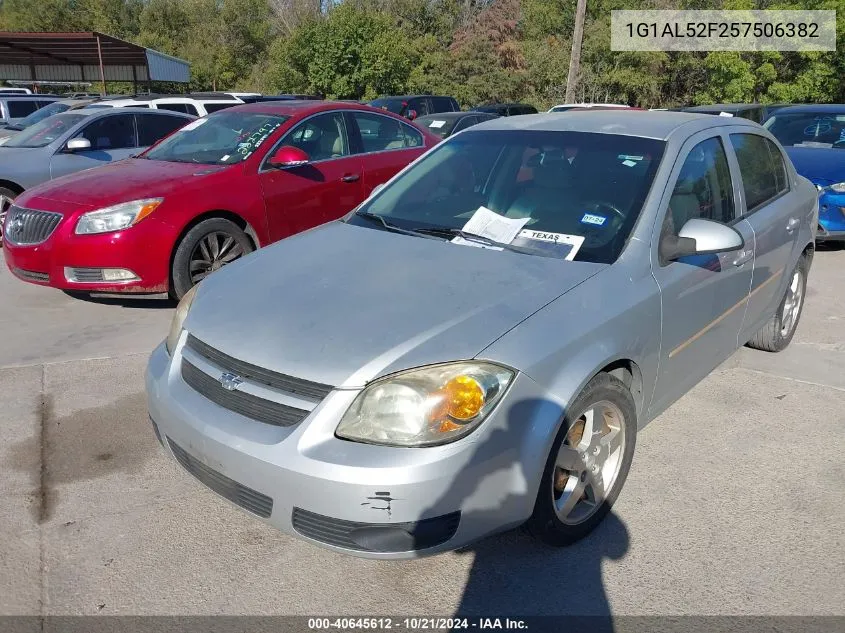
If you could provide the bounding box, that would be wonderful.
[84,93,243,117]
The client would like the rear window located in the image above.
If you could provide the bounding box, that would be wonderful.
[370,98,406,115]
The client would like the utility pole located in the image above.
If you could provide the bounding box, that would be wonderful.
[565,0,587,104]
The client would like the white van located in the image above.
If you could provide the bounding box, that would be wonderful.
[83,93,243,117]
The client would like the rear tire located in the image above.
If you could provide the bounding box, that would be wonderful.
[170,218,253,300]
[746,256,807,352]
[0,186,19,246]
[525,373,637,546]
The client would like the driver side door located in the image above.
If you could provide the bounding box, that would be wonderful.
[50,113,138,180]
[648,131,755,418]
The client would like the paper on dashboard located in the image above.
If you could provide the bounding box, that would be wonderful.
[451,206,530,249]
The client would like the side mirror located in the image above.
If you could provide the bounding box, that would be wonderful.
[406,109,418,121]
[660,218,744,262]
[267,145,309,168]
[65,137,91,152]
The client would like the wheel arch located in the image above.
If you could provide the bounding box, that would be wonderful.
[0,179,24,196]
[168,209,260,290]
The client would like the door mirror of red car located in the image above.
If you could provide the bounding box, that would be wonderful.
[406,109,418,121]
[267,145,310,168]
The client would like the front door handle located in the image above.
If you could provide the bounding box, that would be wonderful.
[732,249,754,267]
[786,217,800,233]
[341,174,360,183]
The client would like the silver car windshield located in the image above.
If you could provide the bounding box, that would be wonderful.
[353,129,665,264]
[3,112,86,148]
[10,101,70,130]
[142,112,289,165]
[764,112,845,149]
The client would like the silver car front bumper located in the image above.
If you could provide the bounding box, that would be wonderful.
[145,342,561,559]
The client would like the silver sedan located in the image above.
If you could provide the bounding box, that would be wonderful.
[147,111,818,558]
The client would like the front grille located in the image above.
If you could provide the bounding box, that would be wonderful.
[3,205,62,246]
[168,438,273,518]
[181,360,310,427]
[12,267,49,282]
[186,334,333,401]
[292,508,461,553]
[66,267,105,282]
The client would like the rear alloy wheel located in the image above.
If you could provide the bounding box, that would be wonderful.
[171,218,253,299]
[0,187,18,246]
[526,373,636,546]
[746,256,807,352]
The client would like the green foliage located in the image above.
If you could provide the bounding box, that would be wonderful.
[1,0,843,107]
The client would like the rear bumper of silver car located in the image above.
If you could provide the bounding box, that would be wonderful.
[145,341,559,559]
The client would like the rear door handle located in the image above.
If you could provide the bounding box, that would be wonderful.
[341,174,360,183]
[732,249,754,267]
[786,217,800,233]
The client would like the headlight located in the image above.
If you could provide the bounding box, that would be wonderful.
[75,198,163,235]
[165,284,198,355]
[336,362,514,447]
[828,182,845,193]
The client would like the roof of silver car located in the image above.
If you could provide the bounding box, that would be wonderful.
[473,110,756,140]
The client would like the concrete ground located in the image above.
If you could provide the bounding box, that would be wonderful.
[0,247,843,617]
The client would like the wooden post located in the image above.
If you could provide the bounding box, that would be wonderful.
[565,0,587,104]
[96,35,107,96]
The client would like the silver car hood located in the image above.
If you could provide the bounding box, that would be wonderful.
[186,221,606,388]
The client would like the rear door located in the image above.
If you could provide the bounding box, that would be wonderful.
[346,110,426,196]
[50,113,139,180]
[649,132,755,417]
[258,111,363,241]
[135,112,189,150]
[728,132,799,342]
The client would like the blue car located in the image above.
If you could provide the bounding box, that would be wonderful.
[764,104,845,242]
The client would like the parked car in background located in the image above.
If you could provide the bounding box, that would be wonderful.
[369,95,461,120]
[764,104,845,242]
[277,93,324,100]
[549,103,632,112]
[0,87,33,95]
[0,98,98,142]
[472,103,538,116]
[761,103,798,121]
[0,94,60,128]
[146,110,816,558]
[682,103,765,124]
[415,111,500,140]
[0,108,194,243]
[3,101,440,297]
[83,92,243,116]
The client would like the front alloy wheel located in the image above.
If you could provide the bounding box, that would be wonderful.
[0,188,16,245]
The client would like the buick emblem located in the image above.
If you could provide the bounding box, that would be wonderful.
[9,215,23,235]
[219,372,243,391]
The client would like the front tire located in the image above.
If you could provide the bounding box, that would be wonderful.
[170,218,253,300]
[746,256,807,352]
[525,373,637,546]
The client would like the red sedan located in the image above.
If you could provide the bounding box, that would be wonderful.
[2,101,438,298]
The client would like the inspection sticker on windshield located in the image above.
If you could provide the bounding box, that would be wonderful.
[511,230,585,261]
[581,213,607,226]
[428,120,447,128]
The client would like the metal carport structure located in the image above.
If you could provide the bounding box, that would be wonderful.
[0,31,190,94]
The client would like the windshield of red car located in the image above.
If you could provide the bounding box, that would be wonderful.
[142,112,289,165]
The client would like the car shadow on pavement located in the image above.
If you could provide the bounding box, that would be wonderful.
[414,397,629,629]
[63,291,177,309]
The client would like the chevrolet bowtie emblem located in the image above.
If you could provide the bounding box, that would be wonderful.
[219,372,243,391]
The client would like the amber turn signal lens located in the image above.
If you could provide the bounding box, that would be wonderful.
[133,200,163,225]
[440,375,485,421]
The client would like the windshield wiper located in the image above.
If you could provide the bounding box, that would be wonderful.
[411,226,546,256]
[354,211,446,241]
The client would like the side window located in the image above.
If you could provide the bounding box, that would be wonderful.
[431,97,453,113]
[283,112,349,161]
[7,100,39,117]
[352,112,420,152]
[664,136,735,236]
[77,114,137,149]
[765,138,789,194]
[136,114,187,147]
[729,133,782,213]
[409,98,430,116]
[156,103,191,115]
[204,103,236,114]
